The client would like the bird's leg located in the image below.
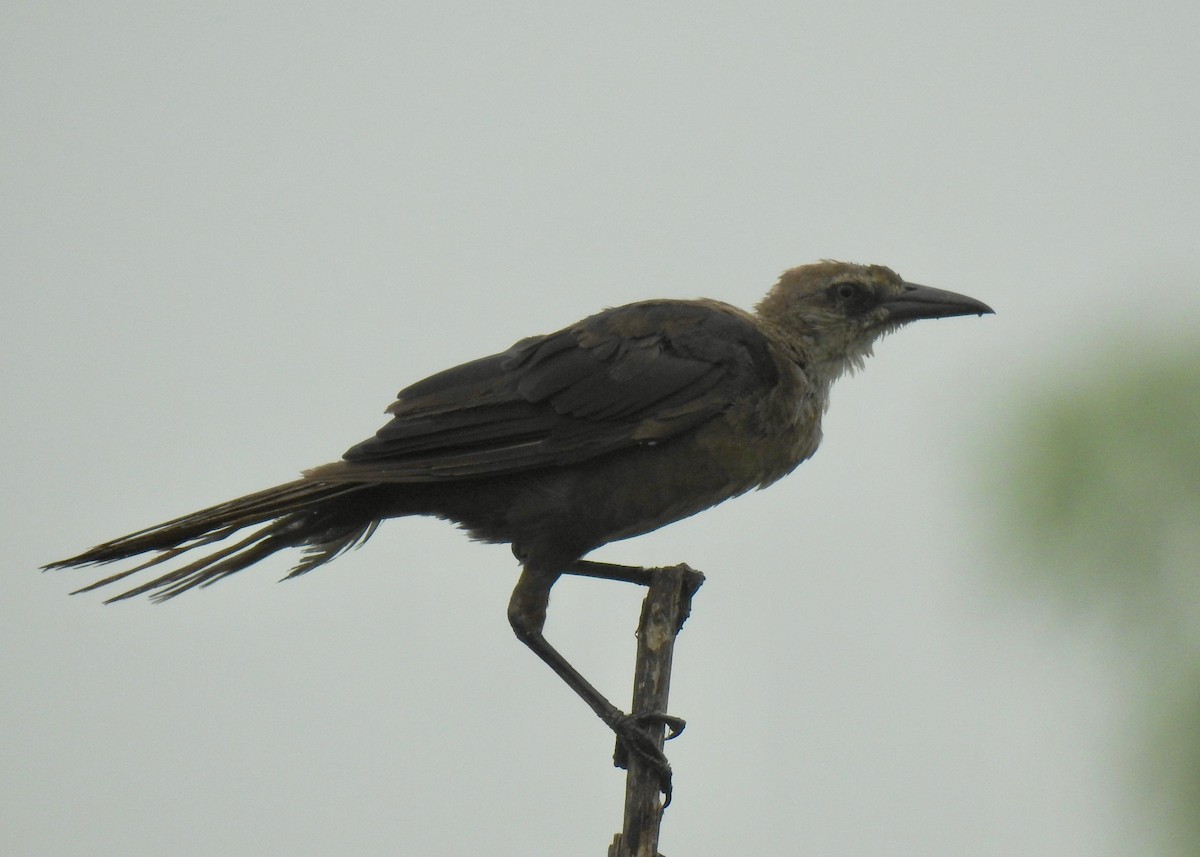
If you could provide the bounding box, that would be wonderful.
[554,560,689,736]
[561,559,689,770]
[507,565,681,804]
[562,559,656,586]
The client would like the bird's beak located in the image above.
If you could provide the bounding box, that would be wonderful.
[882,282,994,323]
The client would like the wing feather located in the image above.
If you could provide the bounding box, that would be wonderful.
[329,300,777,482]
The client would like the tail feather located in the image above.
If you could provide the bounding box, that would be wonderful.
[286,519,381,580]
[44,478,383,602]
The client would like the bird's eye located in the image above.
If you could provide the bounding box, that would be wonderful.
[833,282,860,301]
[828,281,877,315]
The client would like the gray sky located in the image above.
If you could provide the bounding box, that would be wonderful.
[4,2,1198,855]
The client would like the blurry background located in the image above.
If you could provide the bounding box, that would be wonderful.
[3,2,1198,854]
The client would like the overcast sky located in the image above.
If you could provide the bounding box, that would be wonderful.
[4,2,1199,855]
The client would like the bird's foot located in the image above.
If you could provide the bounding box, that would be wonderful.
[611,710,686,807]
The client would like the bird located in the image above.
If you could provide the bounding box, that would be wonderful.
[45,260,993,804]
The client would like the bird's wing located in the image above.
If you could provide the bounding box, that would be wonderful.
[322,300,779,482]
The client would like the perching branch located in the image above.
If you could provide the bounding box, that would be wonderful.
[608,563,705,857]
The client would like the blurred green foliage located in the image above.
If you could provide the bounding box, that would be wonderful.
[1008,346,1200,628]
[1002,343,1200,855]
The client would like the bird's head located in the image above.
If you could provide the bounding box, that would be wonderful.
[755,260,993,377]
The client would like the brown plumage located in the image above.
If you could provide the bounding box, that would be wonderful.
[45,260,992,802]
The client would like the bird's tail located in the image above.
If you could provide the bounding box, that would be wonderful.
[44,478,384,603]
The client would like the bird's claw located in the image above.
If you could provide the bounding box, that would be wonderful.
[624,710,686,742]
[650,712,687,740]
[611,710,686,807]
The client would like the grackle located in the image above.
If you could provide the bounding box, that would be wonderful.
[46,260,993,803]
